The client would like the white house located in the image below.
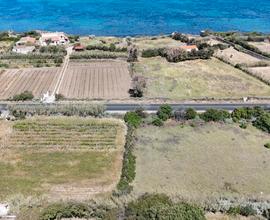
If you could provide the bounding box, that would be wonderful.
[12,45,35,54]
[39,32,69,46]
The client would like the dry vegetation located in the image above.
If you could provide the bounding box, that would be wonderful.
[133,123,270,201]
[133,36,185,51]
[215,47,261,66]
[249,42,270,54]
[0,117,126,201]
[0,67,60,100]
[59,60,131,100]
[249,66,270,84]
[133,57,270,99]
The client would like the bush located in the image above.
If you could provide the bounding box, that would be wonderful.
[40,202,92,220]
[141,48,166,58]
[200,109,230,122]
[239,122,247,129]
[152,117,164,126]
[185,108,197,120]
[124,111,142,128]
[9,103,105,118]
[129,76,146,98]
[253,112,270,133]
[264,143,270,149]
[116,126,136,194]
[70,50,127,59]
[157,104,173,121]
[135,107,148,118]
[227,205,256,217]
[127,45,138,62]
[55,93,65,101]
[126,194,206,220]
[231,107,264,121]
[11,91,34,101]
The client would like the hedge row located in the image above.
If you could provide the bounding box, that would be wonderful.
[70,50,127,59]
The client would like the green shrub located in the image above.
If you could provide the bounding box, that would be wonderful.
[227,205,256,217]
[116,126,136,194]
[185,108,197,120]
[200,109,230,122]
[126,194,206,220]
[157,104,173,121]
[124,111,142,128]
[152,117,164,126]
[55,93,65,101]
[40,202,92,220]
[239,122,247,129]
[141,48,166,58]
[253,112,270,133]
[264,143,270,149]
[231,107,264,121]
[11,91,34,101]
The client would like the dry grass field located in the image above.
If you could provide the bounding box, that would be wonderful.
[0,116,126,201]
[249,42,270,54]
[58,60,131,100]
[0,67,60,100]
[249,66,270,83]
[133,36,185,51]
[215,47,261,66]
[133,123,270,201]
[134,57,270,99]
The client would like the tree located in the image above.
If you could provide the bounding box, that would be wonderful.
[129,76,146,98]
[185,108,197,120]
[127,45,138,62]
[124,111,142,128]
[157,104,173,121]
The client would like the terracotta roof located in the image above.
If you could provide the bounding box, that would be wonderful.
[180,45,198,50]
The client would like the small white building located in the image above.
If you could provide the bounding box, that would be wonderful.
[16,36,36,46]
[39,32,69,46]
[12,45,35,54]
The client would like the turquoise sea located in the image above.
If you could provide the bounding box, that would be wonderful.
[0,0,270,36]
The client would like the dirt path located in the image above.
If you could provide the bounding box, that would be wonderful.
[53,47,72,95]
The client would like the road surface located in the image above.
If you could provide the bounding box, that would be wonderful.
[1,103,270,113]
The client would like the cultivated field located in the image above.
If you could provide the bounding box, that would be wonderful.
[134,57,270,99]
[215,47,261,66]
[133,123,270,201]
[249,42,270,54]
[0,67,60,100]
[249,66,270,83]
[0,116,126,200]
[58,60,131,99]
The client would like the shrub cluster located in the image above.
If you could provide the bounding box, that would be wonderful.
[70,50,127,59]
[157,104,173,121]
[39,202,113,220]
[124,111,142,128]
[165,47,214,62]
[200,109,230,122]
[86,43,127,52]
[231,106,263,121]
[10,91,34,101]
[9,103,105,118]
[39,45,67,55]
[116,125,136,194]
[141,48,166,58]
[126,194,206,220]
[0,53,64,60]
[129,75,146,98]
[227,205,256,217]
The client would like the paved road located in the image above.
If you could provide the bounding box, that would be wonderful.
[1,103,270,113]
[105,103,270,112]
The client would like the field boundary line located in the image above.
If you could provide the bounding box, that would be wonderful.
[53,47,72,95]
